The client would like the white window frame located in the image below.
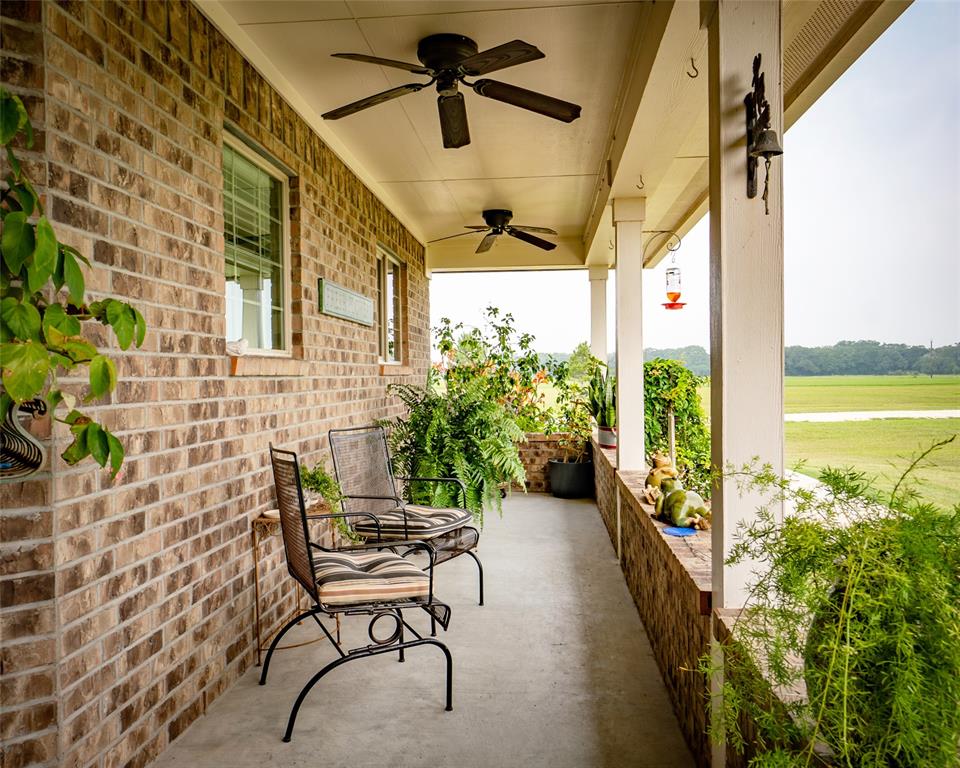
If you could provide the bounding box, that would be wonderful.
[376,248,404,365]
[223,132,292,357]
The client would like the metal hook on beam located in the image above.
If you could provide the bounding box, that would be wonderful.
[686,58,699,78]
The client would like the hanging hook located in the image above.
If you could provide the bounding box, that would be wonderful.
[643,230,682,252]
[635,175,645,191]
[686,58,699,79]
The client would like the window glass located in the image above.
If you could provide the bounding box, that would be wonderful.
[377,253,404,363]
[223,142,286,350]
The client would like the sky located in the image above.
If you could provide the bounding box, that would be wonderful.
[430,0,960,354]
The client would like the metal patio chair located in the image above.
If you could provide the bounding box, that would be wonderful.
[261,445,453,742]
[328,426,484,609]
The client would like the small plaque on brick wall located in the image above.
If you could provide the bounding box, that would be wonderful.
[318,278,374,326]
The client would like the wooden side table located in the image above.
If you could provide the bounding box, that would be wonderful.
[251,509,339,666]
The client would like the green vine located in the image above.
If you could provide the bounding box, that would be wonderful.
[644,358,711,496]
[1,88,146,477]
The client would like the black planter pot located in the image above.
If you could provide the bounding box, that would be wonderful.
[548,459,594,499]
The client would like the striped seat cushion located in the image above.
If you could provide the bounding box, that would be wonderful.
[353,504,473,540]
[313,551,429,606]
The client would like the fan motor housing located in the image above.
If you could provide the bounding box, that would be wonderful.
[417,34,478,71]
[482,209,513,231]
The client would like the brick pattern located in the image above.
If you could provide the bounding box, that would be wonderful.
[514,433,582,493]
[1,4,60,768]
[591,438,617,542]
[1,2,429,767]
[593,443,713,768]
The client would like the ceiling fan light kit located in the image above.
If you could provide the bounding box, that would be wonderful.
[323,34,582,149]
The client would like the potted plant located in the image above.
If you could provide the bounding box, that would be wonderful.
[546,360,594,498]
[587,363,617,448]
[704,438,960,767]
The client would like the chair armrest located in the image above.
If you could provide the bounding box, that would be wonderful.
[396,476,468,505]
[305,511,383,541]
[342,492,403,504]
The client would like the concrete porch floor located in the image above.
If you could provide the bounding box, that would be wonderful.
[154,494,694,768]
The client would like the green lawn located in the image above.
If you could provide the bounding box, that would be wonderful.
[699,374,960,415]
[786,418,960,509]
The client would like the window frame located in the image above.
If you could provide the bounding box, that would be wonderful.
[222,132,292,358]
[376,247,405,365]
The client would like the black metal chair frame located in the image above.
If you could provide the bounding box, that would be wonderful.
[328,425,484,607]
[263,445,453,743]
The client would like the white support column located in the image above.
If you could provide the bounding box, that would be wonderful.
[613,198,647,473]
[707,0,785,610]
[588,266,608,362]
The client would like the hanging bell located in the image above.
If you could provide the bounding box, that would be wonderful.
[750,128,783,159]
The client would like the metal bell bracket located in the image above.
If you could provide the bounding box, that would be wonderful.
[744,53,783,215]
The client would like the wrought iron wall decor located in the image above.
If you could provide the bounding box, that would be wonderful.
[744,53,783,215]
[0,399,47,481]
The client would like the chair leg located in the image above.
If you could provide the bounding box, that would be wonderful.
[394,608,405,663]
[281,638,453,742]
[465,549,484,606]
[260,607,321,686]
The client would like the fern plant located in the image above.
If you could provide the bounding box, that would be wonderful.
[386,369,526,521]
[704,437,960,767]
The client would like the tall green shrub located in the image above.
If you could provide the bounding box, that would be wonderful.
[644,358,710,495]
[704,439,960,767]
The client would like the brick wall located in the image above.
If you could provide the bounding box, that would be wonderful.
[592,443,713,768]
[513,433,579,493]
[1,2,429,767]
[591,437,617,542]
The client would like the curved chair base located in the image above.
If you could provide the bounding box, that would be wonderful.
[260,607,326,686]
[282,637,453,742]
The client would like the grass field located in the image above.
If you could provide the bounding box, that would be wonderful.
[699,374,960,415]
[786,418,960,509]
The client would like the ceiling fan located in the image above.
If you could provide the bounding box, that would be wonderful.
[322,34,582,148]
[431,209,558,253]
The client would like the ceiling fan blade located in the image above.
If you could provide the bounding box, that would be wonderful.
[322,83,425,120]
[332,52,431,75]
[464,225,490,230]
[507,227,556,251]
[458,40,544,76]
[472,79,581,123]
[510,225,558,235]
[438,92,471,149]
[428,230,484,244]
[476,232,499,253]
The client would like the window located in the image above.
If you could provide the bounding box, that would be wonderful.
[223,135,289,352]
[376,250,404,363]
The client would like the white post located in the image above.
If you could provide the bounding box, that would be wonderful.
[613,198,647,473]
[707,0,785,611]
[589,265,608,363]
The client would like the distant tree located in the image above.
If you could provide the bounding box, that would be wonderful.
[567,341,595,381]
[917,346,960,377]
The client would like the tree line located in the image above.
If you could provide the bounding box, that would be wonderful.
[544,341,960,377]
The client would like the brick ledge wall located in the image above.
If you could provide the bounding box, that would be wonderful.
[592,438,713,768]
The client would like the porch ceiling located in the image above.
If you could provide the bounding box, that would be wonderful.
[202,0,909,272]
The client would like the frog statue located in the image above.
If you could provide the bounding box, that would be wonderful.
[643,452,711,530]
[644,451,678,491]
